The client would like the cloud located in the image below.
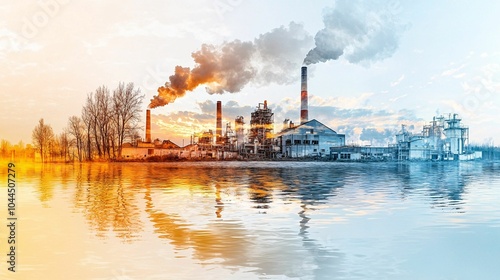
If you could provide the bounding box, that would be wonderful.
[389,94,407,102]
[441,63,466,77]
[198,100,254,121]
[308,93,374,109]
[359,128,395,146]
[0,26,42,58]
[270,96,424,145]
[390,74,405,87]
[151,100,255,145]
[151,93,429,147]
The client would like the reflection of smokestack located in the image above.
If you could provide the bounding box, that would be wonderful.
[300,66,308,124]
[216,101,222,144]
[146,109,151,143]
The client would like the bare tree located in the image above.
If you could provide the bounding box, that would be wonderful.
[59,131,70,162]
[78,82,143,161]
[67,116,85,162]
[49,136,59,162]
[32,118,54,163]
[95,86,113,158]
[87,91,103,158]
[112,82,144,158]
[81,99,94,161]
[126,126,141,147]
[81,86,116,159]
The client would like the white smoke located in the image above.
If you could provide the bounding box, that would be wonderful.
[304,0,405,65]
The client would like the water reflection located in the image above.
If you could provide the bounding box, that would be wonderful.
[392,162,480,211]
[15,160,500,278]
[73,163,143,240]
[144,186,254,264]
[140,164,345,278]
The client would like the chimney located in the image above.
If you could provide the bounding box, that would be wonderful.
[300,66,308,124]
[216,101,222,144]
[146,109,151,143]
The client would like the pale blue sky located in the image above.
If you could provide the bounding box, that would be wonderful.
[1,0,499,146]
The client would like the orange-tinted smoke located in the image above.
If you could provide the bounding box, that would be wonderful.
[148,22,312,109]
[149,41,256,109]
[149,65,213,109]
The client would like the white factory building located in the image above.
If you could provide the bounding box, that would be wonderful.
[278,119,345,158]
[394,113,482,161]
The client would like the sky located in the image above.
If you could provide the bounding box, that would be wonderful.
[1,0,500,147]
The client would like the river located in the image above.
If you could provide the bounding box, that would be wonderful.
[1,161,499,279]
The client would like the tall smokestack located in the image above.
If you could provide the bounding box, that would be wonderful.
[146,109,151,143]
[216,101,222,144]
[300,66,308,124]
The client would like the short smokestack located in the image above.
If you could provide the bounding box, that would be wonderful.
[216,101,222,144]
[300,66,308,124]
[146,109,151,143]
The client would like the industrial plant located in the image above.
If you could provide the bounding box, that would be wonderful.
[122,66,482,161]
[392,114,482,161]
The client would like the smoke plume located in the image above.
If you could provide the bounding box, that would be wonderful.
[303,0,405,65]
[149,22,311,108]
[149,1,405,108]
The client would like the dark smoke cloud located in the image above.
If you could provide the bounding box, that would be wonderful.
[149,22,311,108]
[304,0,405,65]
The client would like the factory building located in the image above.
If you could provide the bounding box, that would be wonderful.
[121,137,184,159]
[274,65,345,158]
[278,119,345,158]
[394,113,481,161]
[329,146,394,161]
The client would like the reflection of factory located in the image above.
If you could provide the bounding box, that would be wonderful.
[122,65,481,161]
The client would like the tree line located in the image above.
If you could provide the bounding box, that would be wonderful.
[28,82,144,162]
[0,139,35,161]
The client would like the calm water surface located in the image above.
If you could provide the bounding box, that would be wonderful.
[1,161,500,279]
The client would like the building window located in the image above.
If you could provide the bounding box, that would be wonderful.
[312,140,319,145]
[294,140,301,145]
[304,140,310,145]
[340,153,351,159]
